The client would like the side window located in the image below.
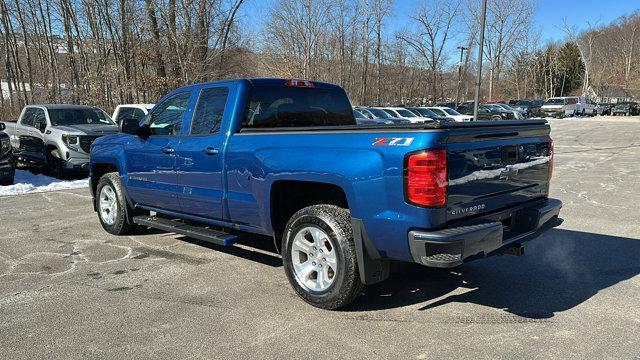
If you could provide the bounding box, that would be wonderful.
[148,91,191,136]
[33,109,47,129]
[116,107,134,123]
[20,108,36,127]
[132,108,146,120]
[191,87,229,135]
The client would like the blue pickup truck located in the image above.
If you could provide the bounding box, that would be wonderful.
[89,78,562,309]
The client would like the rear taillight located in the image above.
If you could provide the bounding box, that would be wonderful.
[405,150,447,207]
[285,79,315,88]
[549,140,554,180]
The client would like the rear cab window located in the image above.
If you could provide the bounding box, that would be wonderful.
[242,86,355,128]
[191,87,229,135]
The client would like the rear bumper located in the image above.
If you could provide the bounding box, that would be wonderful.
[408,198,562,268]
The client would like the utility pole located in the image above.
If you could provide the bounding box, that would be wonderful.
[473,0,488,121]
[455,46,467,108]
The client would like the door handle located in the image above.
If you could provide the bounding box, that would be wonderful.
[202,147,219,156]
[161,146,175,154]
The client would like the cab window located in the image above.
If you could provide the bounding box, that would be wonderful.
[20,108,37,127]
[147,92,191,136]
[190,87,229,135]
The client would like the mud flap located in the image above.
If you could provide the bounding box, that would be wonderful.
[352,218,390,285]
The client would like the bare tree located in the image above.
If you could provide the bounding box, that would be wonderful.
[400,0,459,103]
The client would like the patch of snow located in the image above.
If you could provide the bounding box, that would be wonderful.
[0,170,89,197]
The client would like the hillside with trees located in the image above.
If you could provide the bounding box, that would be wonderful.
[0,0,637,118]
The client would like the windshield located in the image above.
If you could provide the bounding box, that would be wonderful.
[48,108,115,126]
[513,100,531,106]
[487,104,503,111]
[353,110,367,119]
[368,108,394,118]
[429,108,447,116]
[413,108,437,117]
[499,104,515,111]
[442,108,460,115]
[545,98,565,105]
[396,109,417,117]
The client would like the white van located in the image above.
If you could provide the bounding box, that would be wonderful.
[540,96,595,118]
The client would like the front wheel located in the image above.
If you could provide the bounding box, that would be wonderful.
[46,149,65,179]
[282,205,363,309]
[96,172,138,235]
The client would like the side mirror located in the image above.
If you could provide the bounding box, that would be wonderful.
[0,123,5,131]
[35,119,47,133]
[121,117,141,134]
[121,117,151,138]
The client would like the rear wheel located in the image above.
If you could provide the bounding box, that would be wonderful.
[282,204,363,310]
[490,115,502,121]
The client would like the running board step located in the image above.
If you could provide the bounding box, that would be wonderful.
[132,215,238,246]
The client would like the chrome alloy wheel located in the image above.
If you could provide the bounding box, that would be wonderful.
[290,226,338,292]
[99,185,118,226]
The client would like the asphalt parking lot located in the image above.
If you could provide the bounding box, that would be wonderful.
[1,117,639,359]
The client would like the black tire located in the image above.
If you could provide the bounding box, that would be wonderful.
[46,149,65,179]
[0,172,14,186]
[95,172,138,235]
[281,204,363,310]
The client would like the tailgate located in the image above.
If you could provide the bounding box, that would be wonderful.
[444,123,552,222]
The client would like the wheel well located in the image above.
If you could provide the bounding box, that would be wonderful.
[45,144,59,156]
[270,180,349,249]
[91,163,118,195]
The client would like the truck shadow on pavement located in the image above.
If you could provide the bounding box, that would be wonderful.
[175,234,283,268]
[346,228,640,318]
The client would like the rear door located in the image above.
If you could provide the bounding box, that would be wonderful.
[124,91,193,211]
[445,123,552,222]
[175,84,232,220]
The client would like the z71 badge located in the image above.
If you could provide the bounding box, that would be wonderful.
[372,137,414,146]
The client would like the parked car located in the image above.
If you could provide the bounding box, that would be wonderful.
[0,123,15,185]
[435,102,458,109]
[455,101,476,115]
[427,106,473,122]
[611,102,639,116]
[89,78,562,309]
[378,107,432,123]
[456,102,510,120]
[0,105,119,178]
[489,103,525,119]
[354,107,410,124]
[406,107,453,122]
[595,103,614,116]
[576,96,597,116]
[541,96,595,118]
[354,109,393,125]
[481,104,515,120]
[511,99,544,117]
[112,104,154,126]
